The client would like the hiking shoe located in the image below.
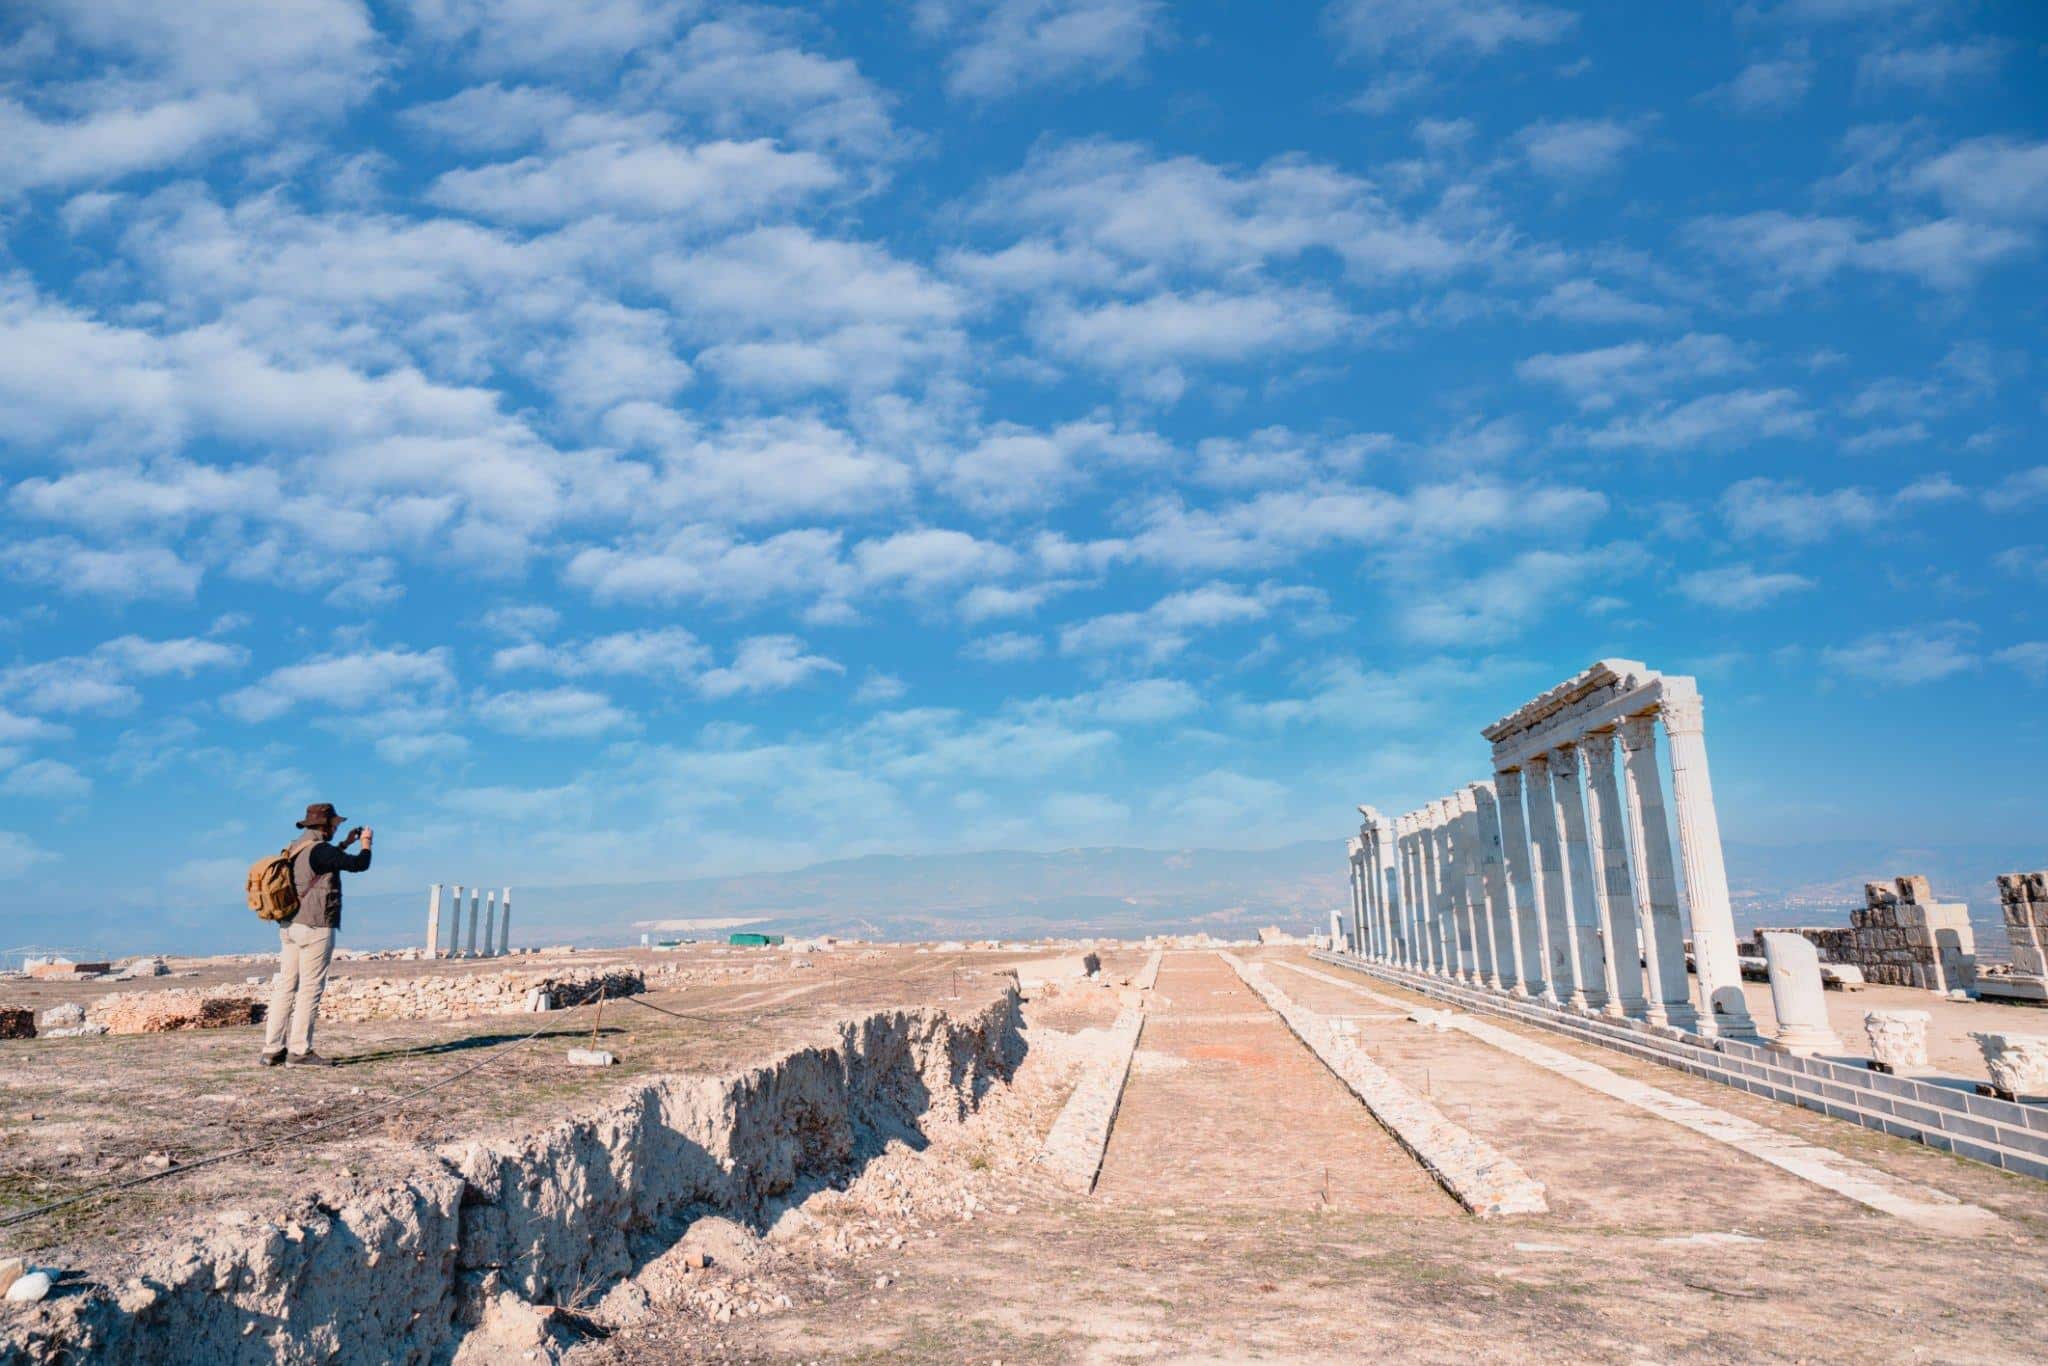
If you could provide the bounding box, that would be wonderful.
[286,1050,336,1067]
[259,1050,286,1067]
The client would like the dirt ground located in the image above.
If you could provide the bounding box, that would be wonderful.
[8,943,2048,1363]
[586,947,2048,1365]
[0,942,1056,1276]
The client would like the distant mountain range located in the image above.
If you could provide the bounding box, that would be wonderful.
[12,838,2041,961]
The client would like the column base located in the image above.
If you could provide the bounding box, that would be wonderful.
[1768,1025,1844,1056]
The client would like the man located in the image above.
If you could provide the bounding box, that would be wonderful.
[261,802,372,1068]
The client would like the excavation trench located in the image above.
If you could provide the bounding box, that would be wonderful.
[0,986,1025,1365]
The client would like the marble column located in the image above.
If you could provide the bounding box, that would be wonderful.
[1435,801,1464,978]
[1495,769,1546,1000]
[1660,689,1758,1041]
[450,884,467,958]
[1618,714,1696,1031]
[1396,818,1419,968]
[1414,810,1441,974]
[1428,804,1455,977]
[498,888,512,956]
[1446,799,1474,981]
[465,886,482,957]
[1581,731,1650,1018]
[1547,747,1609,1013]
[1522,754,1575,1003]
[1455,790,1490,985]
[1471,782,1521,994]
[1346,840,1365,957]
[1761,933,1842,1055]
[426,883,443,959]
[482,890,498,958]
[1382,824,1407,966]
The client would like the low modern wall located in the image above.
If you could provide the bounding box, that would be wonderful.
[1310,949,2048,1184]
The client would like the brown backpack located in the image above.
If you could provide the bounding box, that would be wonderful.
[246,839,314,922]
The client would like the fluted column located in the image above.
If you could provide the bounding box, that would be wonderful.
[1346,840,1365,957]
[1454,791,1489,985]
[1435,801,1464,978]
[1446,799,1474,980]
[426,883,443,959]
[1381,823,1406,966]
[1547,747,1608,1012]
[1471,782,1521,994]
[1522,754,1575,1003]
[1396,819,1418,968]
[1415,809,1441,974]
[1494,769,1545,999]
[1582,732,1648,1017]
[1618,714,1696,1030]
[1660,689,1758,1040]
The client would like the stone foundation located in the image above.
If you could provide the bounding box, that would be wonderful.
[315,967,647,1023]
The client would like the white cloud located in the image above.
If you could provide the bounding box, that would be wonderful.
[1517,334,1749,410]
[404,0,692,73]
[976,139,1480,284]
[853,529,1020,595]
[1994,642,2048,684]
[494,627,709,680]
[1858,41,2005,95]
[1322,0,1573,61]
[97,635,249,676]
[1517,118,1641,180]
[1529,279,1674,325]
[1031,287,1355,390]
[936,0,1164,100]
[1677,564,1816,610]
[853,671,908,705]
[1986,468,2048,511]
[1060,581,1313,663]
[428,138,839,226]
[564,525,849,607]
[1909,137,2048,224]
[1710,52,1812,114]
[0,537,201,601]
[473,686,634,738]
[1823,624,1977,685]
[1575,388,1813,451]
[963,632,1045,664]
[1,759,92,801]
[0,0,382,195]
[0,831,53,879]
[1397,546,1640,645]
[1721,478,1882,543]
[224,647,455,723]
[696,636,844,700]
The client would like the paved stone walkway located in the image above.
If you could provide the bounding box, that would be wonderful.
[1092,951,1458,1216]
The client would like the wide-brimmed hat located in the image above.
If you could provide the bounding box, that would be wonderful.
[296,802,345,829]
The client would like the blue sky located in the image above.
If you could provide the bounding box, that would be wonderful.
[1,0,2044,940]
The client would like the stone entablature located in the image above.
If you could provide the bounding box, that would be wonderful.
[1345,659,1759,1043]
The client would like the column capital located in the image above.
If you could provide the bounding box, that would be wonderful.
[1547,744,1581,780]
[1659,692,1704,737]
[1618,710,1658,750]
[1494,766,1524,798]
[1582,732,1617,779]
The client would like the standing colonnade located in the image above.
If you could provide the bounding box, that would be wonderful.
[1344,661,1756,1041]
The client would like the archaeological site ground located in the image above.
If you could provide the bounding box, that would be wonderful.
[6,660,2048,1364]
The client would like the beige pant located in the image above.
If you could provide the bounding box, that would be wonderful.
[264,923,336,1056]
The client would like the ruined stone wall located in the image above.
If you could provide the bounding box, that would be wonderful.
[80,967,649,1034]
[1751,875,1975,991]
[2000,872,2048,976]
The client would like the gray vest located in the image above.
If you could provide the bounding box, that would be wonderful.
[291,838,341,930]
